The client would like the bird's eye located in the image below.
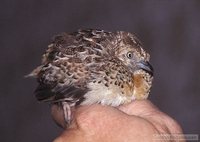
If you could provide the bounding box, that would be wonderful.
[126,52,133,59]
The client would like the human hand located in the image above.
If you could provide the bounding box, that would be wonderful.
[52,100,184,142]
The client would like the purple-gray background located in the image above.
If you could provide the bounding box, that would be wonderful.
[1,0,200,141]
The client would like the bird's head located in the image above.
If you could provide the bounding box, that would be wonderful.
[115,32,153,76]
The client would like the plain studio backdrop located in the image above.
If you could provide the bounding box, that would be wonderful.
[1,0,200,141]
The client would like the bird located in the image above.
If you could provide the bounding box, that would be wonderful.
[28,29,153,127]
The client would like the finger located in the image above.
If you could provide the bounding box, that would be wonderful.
[53,129,84,142]
[118,100,183,134]
[118,100,159,116]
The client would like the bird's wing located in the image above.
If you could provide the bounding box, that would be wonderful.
[34,53,91,103]
[33,29,114,103]
[35,82,88,104]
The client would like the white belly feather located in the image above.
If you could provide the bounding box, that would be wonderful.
[81,82,133,106]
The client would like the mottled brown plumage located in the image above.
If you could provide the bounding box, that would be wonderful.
[29,29,153,127]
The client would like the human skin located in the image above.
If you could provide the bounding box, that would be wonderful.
[51,100,184,142]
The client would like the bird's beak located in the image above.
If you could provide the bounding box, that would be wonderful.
[136,61,154,76]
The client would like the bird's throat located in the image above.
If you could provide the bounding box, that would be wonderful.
[133,74,150,100]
